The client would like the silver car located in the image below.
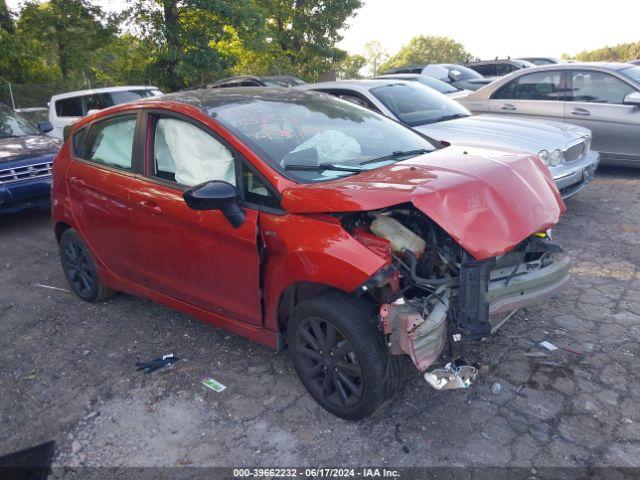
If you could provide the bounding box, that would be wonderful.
[458,62,640,167]
[298,80,600,199]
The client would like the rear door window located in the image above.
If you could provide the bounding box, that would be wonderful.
[516,71,563,100]
[84,115,137,171]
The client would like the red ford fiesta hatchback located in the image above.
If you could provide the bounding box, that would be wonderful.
[52,88,570,420]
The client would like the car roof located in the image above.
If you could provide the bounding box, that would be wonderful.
[138,87,329,110]
[374,73,421,79]
[467,59,535,67]
[300,79,410,91]
[50,85,160,101]
[519,61,634,71]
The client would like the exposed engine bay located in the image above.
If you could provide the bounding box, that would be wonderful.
[340,204,570,388]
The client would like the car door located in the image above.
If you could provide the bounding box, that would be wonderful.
[65,112,140,280]
[127,111,263,326]
[487,70,565,122]
[564,69,640,163]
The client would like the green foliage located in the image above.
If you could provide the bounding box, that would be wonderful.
[337,54,366,79]
[4,0,364,90]
[381,35,472,72]
[257,0,363,80]
[17,0,115,81]
[364,40,388,76]
[128,0,264,90]
[572,41,640,62]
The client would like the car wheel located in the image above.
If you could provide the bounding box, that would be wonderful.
[59,229,114,303]
[289,291,396,420]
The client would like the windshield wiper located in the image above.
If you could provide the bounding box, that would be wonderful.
[359,148,431,166]
[284,162,366,173]
[434,113,470,123]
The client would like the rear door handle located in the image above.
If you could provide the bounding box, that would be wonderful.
[501,104,517,111]
[69,177,86,187]
[137,200,162,215]
[571,108,591,116]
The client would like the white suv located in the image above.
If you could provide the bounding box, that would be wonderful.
[48,86,163,139]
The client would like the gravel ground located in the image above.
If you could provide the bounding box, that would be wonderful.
[1,167,640,470]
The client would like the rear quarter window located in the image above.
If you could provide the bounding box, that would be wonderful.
[55,97,84,117]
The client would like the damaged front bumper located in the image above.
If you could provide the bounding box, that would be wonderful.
[487,254,571,330]
[380,252,571,387]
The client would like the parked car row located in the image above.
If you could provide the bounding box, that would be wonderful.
[298,79,599,198]
[459,62,640,167]
[3,59,636,421]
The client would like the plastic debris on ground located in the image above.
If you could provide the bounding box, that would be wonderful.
[424,362,477,390]
[35,283,70,293]
[201,377,226,393]
[539,340,558,351]
[135,353,178,374]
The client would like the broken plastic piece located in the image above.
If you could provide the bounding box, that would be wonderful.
[135,353,178,374]
[202,377,226,393]
[424,362,477,390]
[539,340,558,351]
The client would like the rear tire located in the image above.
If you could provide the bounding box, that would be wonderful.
[289,291,396,420]
[59,229,114,303]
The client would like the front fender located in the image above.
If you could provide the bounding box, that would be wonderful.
[259,212,388,332]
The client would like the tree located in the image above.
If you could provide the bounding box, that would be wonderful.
[90,33,156,85]
[17,0,115,82]
[337,53,366,79]
[128,0,263,90]
[0,0,14,33]
[573,41,640,62]
[381,35,472,72]
[364,40,387,76]
[257,0,363,80]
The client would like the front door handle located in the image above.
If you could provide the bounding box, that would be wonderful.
[501,104,517,111]
[571,108,591,116]
[137,200,162,215]
[69,177,86,187]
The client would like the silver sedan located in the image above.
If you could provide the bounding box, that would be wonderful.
[297,79,600,199]
[457,62,640,167]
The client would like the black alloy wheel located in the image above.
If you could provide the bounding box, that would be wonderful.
[59,229,114,302]
[289,291,396,420]
[295,316,364,409]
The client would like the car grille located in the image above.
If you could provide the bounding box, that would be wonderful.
[0,162,52,185]
[563,138,589,163]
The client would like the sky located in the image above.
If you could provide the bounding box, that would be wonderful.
[6,0,640,59]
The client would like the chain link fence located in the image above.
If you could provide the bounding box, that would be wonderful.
[0,79,151,110]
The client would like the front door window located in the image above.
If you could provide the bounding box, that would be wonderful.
[153,117,235,186]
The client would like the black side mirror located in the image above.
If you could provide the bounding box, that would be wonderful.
[183,180,245,228]
[37,121,53,134]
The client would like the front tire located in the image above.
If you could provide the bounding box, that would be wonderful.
[289,291,395,420]
[59,229,114,303]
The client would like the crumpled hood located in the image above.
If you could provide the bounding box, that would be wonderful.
[415,114,590,154]
[0,135,61,164]
[281,145,565,260]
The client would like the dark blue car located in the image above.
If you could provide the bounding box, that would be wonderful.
[0,104,61,214]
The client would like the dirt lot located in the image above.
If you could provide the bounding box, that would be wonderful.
[1,167,640,470]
